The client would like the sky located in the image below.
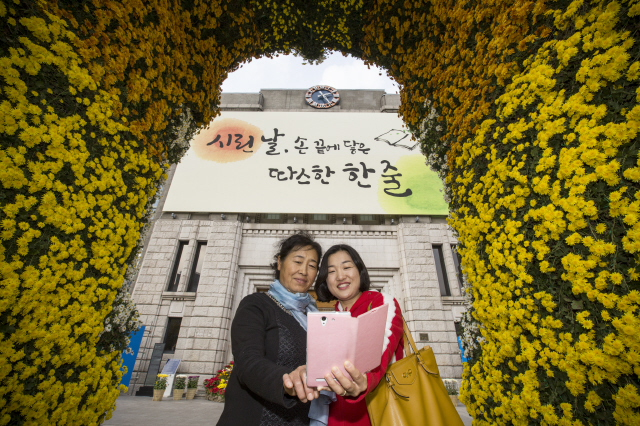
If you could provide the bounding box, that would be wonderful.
[221,51,399,93]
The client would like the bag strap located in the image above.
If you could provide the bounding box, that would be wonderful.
[401,316,419,356]
[401,316,440,375]
[403,332,411,356]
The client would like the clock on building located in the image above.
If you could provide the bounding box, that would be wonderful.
[305,85,340,109]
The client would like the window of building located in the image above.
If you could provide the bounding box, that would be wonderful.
[432,244,451,296]
[261,213,285,223]
[167,241,189,292]
[187,241,207,292]
[163,317,182,353]
[308,214,333,224]
[454,321,463,337]
[355,214,378,225]
[451,245,464,292]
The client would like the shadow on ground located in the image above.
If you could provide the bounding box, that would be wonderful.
[104,395,472,425]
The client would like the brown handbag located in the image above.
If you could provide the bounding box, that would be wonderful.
[365,317,464,426]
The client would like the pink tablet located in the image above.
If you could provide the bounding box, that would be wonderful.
[306,304,388,387]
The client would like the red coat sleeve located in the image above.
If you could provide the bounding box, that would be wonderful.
[346,292,404,404]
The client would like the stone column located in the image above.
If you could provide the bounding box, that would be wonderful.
[180,216,243,375]
[396,219,463,379]
[130,218,190,392]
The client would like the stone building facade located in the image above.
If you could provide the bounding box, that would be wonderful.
[127,89,468,395]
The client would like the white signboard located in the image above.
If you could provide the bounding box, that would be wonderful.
[161,359,181,398]
[164,112,448,215]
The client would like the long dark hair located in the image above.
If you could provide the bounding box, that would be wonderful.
[270,231,323,280]
[315,244,370,302]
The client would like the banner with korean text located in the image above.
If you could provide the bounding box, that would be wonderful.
[164,112,448,215]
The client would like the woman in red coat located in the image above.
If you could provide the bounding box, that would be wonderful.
[314,244,404,426]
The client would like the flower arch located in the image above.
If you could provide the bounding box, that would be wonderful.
[1,0,639,424]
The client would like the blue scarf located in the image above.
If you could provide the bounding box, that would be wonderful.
[268,279,317,329]
[267,280,335,426]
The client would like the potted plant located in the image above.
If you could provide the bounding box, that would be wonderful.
[444,379,459,406]
[173,375,186,400]
[204,361,233,402]
[153,374,168,401]
[186,376,199,400]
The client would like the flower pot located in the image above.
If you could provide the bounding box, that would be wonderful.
[186,388,197,400]
[153,389,164,401]
[449,395,459,406]
[173,388,184,400]
[207,393,224,402]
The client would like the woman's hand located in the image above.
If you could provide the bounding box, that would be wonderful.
[283,365,319,403]
[323,361,368,398]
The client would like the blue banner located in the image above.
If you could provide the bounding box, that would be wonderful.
[120,326,145,388]
[457,335,468,363]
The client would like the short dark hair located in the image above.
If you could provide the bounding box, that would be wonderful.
[315,244,370,302]
[271,231,323,280]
